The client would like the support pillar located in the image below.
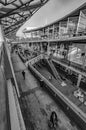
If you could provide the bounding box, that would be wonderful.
[47,42,50,55]
[55,44,57,56]
[31,42,33,51]
[41,42,43,53]
[60,44,64,57]
[53,24,55,39]
[82,56,86,69]
[26,43,28,49]
[77,74,82,87]
[66,44,69,60]
[82,45,86,68]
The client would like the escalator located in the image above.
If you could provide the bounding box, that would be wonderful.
[46,58,61,81]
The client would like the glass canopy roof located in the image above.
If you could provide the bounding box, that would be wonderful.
[0,0,49,38]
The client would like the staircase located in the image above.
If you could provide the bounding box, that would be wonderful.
[46,58,61,81]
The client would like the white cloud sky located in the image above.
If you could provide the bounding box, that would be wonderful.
[17,0,86,37]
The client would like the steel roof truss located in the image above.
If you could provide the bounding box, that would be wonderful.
[0,0,49,38]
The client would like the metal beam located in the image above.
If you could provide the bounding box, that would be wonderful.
[0,0,49,38]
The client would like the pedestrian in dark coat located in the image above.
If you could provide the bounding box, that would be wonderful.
[22,70,25,80]
[49,111,58,128]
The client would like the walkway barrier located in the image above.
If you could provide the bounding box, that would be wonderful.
[3,42,20,97]
[7,79,26,130]
[18,52,27,63]
[14,34,86,44]
[53,58,86,78]
[27,54,44,65]
[3,42,26,129]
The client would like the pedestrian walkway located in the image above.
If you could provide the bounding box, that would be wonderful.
[11,53,38,93]
[11,53,49,130]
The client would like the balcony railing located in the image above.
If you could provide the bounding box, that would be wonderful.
[15,30,86,43]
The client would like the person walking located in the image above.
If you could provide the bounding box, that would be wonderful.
[22,70,25,80]
[49,111,58,129]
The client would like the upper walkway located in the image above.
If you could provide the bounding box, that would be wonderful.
[15,2,86,44]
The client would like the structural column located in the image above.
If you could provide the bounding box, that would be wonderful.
[26,43,28,49]
[47,42,50,55]
[77,74,82,87]
[40,42,43,53]
[82,55,86,69]
[55,43,58,56]
[60,44,64,57]
[31,42,33,51]
[53,24,55,39]
[82,45,86,68]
